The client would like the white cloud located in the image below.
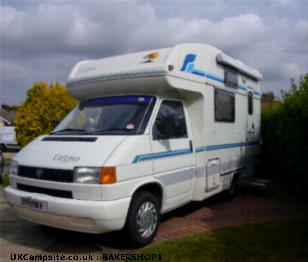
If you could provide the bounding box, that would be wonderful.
[296,19,308,33]
[1,0,307,105]
[274,0,296,7]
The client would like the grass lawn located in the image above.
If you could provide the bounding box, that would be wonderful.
[1,172,10,187]
[137,220,308,262]
[1,155,10,187]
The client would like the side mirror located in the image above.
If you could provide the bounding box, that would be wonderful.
[53,119,60,129]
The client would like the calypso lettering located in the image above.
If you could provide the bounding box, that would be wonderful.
[53,154,80,163]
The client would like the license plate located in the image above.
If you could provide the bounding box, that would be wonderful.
[21,197,48,211]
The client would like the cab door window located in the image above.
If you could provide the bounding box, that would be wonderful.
[153,100,188,140]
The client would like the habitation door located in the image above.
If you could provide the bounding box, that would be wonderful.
[151,99,195,208]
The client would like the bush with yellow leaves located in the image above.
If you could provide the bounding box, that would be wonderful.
[15,81,78,148]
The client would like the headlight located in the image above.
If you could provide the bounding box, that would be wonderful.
[74,166,116,184]
[74,167,100,184]
[10,160,18,176]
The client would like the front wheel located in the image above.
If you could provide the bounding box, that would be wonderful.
[125,191,160,247]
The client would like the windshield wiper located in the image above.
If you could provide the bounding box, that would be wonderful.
[50,128,86,135]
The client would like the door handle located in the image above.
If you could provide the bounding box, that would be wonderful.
[189,140,193,152]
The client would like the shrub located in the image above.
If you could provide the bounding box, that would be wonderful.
[261,74,308,198]
[15,82,78,147]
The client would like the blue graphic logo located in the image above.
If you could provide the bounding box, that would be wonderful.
[180,54,206,77]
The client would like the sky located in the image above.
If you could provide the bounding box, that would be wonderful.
[1,0,308,106]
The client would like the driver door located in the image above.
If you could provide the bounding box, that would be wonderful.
[151,99,195,209]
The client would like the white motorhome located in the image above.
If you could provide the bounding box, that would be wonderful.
[4,44,262,246]
[0,126,20,152]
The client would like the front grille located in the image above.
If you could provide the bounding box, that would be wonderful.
[18,166,74,183]
[17,183,73,199]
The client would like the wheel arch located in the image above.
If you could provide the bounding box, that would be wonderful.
[131,181,164,210]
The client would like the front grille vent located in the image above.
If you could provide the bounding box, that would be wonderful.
[18,166,74,183]
[17,183,73,199]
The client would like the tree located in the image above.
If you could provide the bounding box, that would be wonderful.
[10,105,20,112]
[261,91,276,103]
[15,82,78,147]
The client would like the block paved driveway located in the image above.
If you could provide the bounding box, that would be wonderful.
[1,184,308,261]
[155,191,308,244]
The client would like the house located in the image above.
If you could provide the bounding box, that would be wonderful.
[0,108,16,127]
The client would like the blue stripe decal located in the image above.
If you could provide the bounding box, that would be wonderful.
[133,141,260,163]
[254,90,261,96]
[133,148,192,163]
[196,141,260,153]
[238,85,246,91]
[206,73,224,83]
[192,70,206,77]
[179,54,259,94]
[67,70,169,88]
[205,143,243,151]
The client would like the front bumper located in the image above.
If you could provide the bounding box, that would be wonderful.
[4,186,131,233]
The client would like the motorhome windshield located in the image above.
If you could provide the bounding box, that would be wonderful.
[52,96,156,135]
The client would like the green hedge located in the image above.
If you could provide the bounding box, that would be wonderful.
[261,74,308,198]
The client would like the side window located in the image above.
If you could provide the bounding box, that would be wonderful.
[248,91,253,115]
[224,67,238,88]
[215,89,235,122]
[153,100,188,140]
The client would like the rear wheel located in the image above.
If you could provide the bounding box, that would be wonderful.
[223,176,237,201]
[125,191,160,247]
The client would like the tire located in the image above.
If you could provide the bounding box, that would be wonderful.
[223,176,237,201]
[125,191,160,247]
[0,144,7,152]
